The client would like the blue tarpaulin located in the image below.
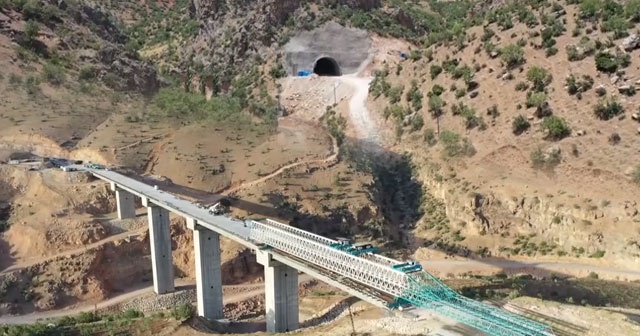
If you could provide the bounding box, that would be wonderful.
[298,70,312,77]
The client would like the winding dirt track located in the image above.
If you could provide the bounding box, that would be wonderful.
[0,275,313,325]
[217,126,339,197]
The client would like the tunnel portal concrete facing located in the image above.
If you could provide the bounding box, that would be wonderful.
[284,22,371,76]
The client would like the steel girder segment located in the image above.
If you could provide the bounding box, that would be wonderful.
[248,220,554,336]
[452,295,553,335]
[402,275,554,336]
[249,220,409,297]
[262,219,338,246]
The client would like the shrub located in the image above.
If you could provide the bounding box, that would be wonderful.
[431,84,445,96]
[424,128,437,146]
[487,105,499,119]
[515,81,529,91]
[595,51,630,73]
[566,74,594,95]
[439,130,475,158]
[542,116,571,140]
[526,91,547,108]
[171,303,195,320]
[601,15,631,39]
[42,62,65,85]
[512,115,530,135]
[531,147,562,169]
[78,66,98,81]
[593,98,624,120]
[23,20,39,47]
[461,107,481,129]
[526,66,552,92]
[633,165,640,184]
[608,132,621,145]
[566,44,582,61]
[406,80,423,111]
[430,64,443,79]
[121,309,144,319]
[410,115,424,132]
[269,62,287,79]
[386,85,403,104]
[500,44,525,68]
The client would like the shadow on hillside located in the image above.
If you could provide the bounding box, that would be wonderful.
[115,136,640,330]
[0,237,16,273]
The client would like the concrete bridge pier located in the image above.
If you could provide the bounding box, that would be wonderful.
[110,183,136,220]
[144,198,175,294]
[257,251,299,332]
[187,218,224,320]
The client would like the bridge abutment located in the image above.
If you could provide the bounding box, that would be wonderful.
[147,205,175,294]
[111,183,136,220]
[257,251,299,332]
[187,218,224,320]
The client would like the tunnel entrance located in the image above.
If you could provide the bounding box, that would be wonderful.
[313,57,341,76]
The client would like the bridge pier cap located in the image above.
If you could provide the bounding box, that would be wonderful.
[257,250,282,268]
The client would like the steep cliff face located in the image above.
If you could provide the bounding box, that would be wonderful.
[418,170,640,265]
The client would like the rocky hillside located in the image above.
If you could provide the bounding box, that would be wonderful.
[2,0,640,268]
[364,0,640,267]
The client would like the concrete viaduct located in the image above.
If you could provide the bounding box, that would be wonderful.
[87,167,386,333]
[77,165,554,336]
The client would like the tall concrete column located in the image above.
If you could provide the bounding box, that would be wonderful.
[187,218,223,320]
[257,252,299,332]
[147,205,174,294]
[115,189,136,220]
[110,183,136,220]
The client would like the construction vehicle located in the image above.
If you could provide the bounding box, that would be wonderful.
[84,162,104,170]
[208,198,231,215]
[391,260,423,273]
[345,243,379,256]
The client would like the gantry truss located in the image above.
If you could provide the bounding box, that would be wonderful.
[248,219,555,336]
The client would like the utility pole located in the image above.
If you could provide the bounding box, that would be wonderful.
[333,83,337,106]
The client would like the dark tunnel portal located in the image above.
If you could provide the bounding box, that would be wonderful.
[313,57,342,76]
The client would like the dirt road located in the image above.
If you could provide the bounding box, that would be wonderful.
[339,75,379,144]
[423,259,640,280]
[0,226,146,275]
[216,124,339,196]
[0,275,312,325]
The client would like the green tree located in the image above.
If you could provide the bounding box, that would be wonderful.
[428,94,444,118]
[526,66,552,92]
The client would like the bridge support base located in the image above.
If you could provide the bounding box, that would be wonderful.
[187,218,224,320]
[111,185,136,220]
[148,205,175,294]
[257,251,299,332]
